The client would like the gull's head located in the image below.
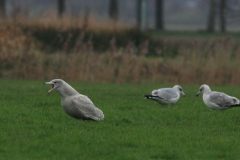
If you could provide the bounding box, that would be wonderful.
[45,79,64,94]
[173,85,185,97]
[196,84,211,96]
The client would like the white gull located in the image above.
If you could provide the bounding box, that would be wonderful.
[196,84,240,110]
[45,79,104,121]
[144,85,185,104]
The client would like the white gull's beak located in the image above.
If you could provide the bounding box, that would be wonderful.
[45,82,54,94]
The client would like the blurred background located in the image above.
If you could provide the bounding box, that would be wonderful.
[2,0,240,31]
[0,0,240,85]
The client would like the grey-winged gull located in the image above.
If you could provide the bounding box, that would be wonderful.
[45,79,104,121]
[196,84,240,110]
[144,85,185,104]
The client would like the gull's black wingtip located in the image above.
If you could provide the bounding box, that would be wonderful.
[230,104,240,108]
[144,94,152,98]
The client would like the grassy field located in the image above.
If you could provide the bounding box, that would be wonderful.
[1,79,240,159]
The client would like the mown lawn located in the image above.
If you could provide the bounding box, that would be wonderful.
[1,79,240,160]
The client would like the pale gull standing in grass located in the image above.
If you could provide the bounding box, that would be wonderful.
[45,79,104,121]
[196,84,240,110]
[144,85,185,104]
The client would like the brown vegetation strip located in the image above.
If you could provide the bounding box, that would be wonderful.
[0,19,240,85]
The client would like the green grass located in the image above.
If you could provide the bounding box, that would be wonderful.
[1,79,240,159]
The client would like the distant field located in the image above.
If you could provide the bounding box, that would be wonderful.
[1,79,240,159]
[150,30,240,40]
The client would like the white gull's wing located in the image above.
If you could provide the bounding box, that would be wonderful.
[72,95,104,121]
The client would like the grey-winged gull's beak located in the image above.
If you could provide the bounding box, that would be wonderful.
[45,82,54,94]
[181,91,186,97]
[196,91,201,97]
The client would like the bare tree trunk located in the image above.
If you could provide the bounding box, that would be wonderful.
[220,0,226,32]
[0,0,6,18]
[156,0,164,30]
[137,0,147,31]
[207,0,217,32]
[82,7,90,30]
[58,0,65,18]
[109,0,118,21]
[137,0,141,29]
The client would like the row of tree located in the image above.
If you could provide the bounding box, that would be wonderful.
[108,0,164,31]
[0,0,229,32]
[207,0,227,32]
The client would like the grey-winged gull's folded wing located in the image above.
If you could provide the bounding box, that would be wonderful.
[157,89,178,100]
[209,92,239,108]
